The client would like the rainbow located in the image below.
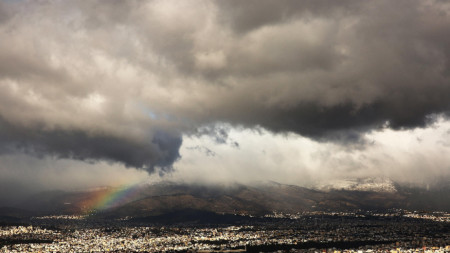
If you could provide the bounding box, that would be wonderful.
[80,184,144,213]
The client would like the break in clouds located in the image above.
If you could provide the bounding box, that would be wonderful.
[1,0,450,181]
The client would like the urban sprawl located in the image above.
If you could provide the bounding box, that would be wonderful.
[1,209,449,252]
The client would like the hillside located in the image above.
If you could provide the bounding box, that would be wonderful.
[5,181,449,218]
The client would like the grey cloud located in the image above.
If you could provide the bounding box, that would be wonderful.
[0,117,181,172]
[123,0,450,139]
[194,125,230,144]
[186,145,216,157]
[196,0,450,139]
[0,2,11,23]
[192,125,240,148]
[214,0,361,34]
[0,0,450,172]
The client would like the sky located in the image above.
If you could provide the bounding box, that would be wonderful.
[1,0,450,198]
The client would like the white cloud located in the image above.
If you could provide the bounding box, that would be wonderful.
[167,119,450,186]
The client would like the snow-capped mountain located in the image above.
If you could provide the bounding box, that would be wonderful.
[318,177,397,193]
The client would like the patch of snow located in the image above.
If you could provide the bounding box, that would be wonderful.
[317,177,397,193]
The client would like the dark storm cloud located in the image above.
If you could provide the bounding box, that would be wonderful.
[217,95,449,143]
[194,0,450,140]
[215,0,361,33]
[0,2,10,23]
[0,118,181,171]
[1,0,450,171]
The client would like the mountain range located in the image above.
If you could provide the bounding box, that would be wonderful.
[1,179,448,221]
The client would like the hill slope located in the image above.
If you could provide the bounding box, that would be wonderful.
[9,181,450,218]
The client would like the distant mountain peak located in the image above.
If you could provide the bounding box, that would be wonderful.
[317,177,397,193]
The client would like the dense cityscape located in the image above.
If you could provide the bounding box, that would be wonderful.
[1,209,449,252]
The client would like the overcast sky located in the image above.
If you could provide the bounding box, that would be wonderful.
[1,0,450,197]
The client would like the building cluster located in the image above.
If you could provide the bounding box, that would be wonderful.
[31,215,87,220]
[290,246,450,252]
[0,210,448,252]
[403,212,450,223]
[0,225,57,240]
[264,209,450,223]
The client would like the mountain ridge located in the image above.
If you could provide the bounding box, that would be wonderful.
[3,180,449,219]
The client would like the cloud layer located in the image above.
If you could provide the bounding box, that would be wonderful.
[171,120,450,187]
[1,0,450,172]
